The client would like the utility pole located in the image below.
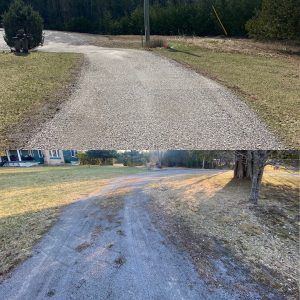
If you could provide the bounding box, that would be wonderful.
[144,0,150,47]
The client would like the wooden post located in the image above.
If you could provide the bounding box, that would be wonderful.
[144,0,150,47]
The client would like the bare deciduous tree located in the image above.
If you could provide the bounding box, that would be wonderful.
[234,150,271,205]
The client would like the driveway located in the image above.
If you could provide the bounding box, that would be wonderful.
[0,169,280,300]
[0,29,281,149]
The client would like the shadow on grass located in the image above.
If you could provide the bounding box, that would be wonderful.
[168,47,202,58]
[14,52,30,57]
[149,177,297,299]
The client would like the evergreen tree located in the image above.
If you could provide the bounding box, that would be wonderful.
[246,0,300,40]
[3,0,43,49]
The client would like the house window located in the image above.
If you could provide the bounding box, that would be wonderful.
[71,150,77,157]
[50,150,60,158]
[38,150,43,158]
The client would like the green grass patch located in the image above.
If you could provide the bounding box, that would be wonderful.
[0,52,82,147]
[0,165,144,279]
[156,43,300,148]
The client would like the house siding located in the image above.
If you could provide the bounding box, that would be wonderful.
[43,150,65,165]
[63,150,79,163]
[1,150,79,166]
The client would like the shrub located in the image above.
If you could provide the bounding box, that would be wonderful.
[77,153,101,165]
[3,0,43,49]
[246,0,300,40]
[149,39,165,48]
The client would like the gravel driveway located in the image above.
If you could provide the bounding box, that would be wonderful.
[0,29,282,149]
[0,169,276,300]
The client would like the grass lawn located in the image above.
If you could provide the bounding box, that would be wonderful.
[155,42,300,148]
[0,165,144,279]
[148,169,300,298]
[0,52,82,148]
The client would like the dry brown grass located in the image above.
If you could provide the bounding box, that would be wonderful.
[172,37,300,58]
[94,35,300,57]
[147,170,300,298]
[0,52,83,148]
[94,35,145,49]
[156,43,300,148]
[0,166,143,280]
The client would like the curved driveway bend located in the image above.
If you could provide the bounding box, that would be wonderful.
[0,169,279,300]
[3,30,280,149]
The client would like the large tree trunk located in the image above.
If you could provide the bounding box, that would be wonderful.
[249,151,270,205]
[234,150,252,179]
[234,150,271,205]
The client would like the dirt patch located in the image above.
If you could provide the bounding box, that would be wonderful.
[97,187,132,224]
[75,242,91,253]
[106,243,114,249]
[91,225,102,241]
[47,289,56,297]
[114,256,126,267]
[116,229,125,237]
[147,171,299,299]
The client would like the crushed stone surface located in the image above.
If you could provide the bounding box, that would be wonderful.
[0,29,282,149]
[0,169,279,299]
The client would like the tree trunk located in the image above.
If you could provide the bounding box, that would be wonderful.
[249,151,270,205]
[234,150,252,179]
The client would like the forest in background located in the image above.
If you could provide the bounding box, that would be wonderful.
[0,0,272,37]
[1,0,299,39]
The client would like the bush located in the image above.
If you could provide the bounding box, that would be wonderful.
[3,0,43,49]
[149,39,165,48]
[246,0,300,40]
[77,153,101,165]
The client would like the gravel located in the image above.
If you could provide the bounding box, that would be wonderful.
[0,169,236,300]
[0,30,280,150]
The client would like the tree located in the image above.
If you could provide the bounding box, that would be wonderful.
[3,0,43,50]
[86,150,118,165]
[0,0,264,37]
[234,150,271,205]
[246,0,300,40]
[249,151,270,205]
[118,151,147,167]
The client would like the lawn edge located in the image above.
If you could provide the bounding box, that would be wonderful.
[0,53,84,149]
[153,49,293,149]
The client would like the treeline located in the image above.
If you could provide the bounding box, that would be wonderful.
[77,150,298,169]
[160,150,234,168]
[78,150,235,169]
[0,0,261,36]
[1,0,298,39]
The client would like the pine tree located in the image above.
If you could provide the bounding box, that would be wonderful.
[246,0,300,40]
[3,0,44,49]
